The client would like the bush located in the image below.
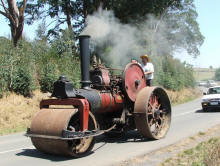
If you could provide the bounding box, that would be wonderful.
[56,56,81,88]
[183,64,196,88]
[36,29,81,91]
[152,55,195,91]
[0,30,81,97]
[159,72,176,90]
[0,56,9,98]
[50,30,81,88]
[10,67,35,97]
[39,63,57,93]
[0,39,36,97]
[0,72,8,98]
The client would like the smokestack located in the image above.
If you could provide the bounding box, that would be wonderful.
[79,35,91,89]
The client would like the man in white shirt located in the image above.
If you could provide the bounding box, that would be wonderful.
[140,54,154,86]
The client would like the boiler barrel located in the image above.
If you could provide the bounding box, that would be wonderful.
[75,89,123,113]
[97,93,123,113]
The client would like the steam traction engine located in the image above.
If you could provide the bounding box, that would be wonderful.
[26,35,171,157]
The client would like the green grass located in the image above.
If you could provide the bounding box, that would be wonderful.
[161,137,220,166]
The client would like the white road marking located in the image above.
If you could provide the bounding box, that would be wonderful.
[173,108,201,118]
[0,146,34,154]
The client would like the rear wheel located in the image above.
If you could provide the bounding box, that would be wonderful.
[134,87,171,140]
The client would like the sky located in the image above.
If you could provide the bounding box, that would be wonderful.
[174,0,220,68]
[0,0,219,68]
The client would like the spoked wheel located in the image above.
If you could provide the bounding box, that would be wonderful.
[134,86,171,140]
[30,109,97,157]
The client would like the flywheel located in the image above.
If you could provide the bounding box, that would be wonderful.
[122,62,146,102]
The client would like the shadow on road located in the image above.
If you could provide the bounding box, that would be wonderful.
[96,130,151,144]
[16,149,78,161]
[93,130,153,152]
[195,109,220,113]
[16,130,153,160]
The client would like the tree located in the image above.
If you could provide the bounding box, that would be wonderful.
[24,0,182,37]
[140,0,204,58]
[24,0,203,58]
[35,21,47,42]
[0,0,27,47]
[215,68,220,81]
[25,0,78,37]
[77,0,182,22]
[165,0,204,58]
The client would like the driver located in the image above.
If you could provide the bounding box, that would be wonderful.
[140,54,154,86]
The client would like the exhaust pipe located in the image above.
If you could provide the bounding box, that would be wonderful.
[79,35,91,89]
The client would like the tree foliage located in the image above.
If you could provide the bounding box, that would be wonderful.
[165,0,204,57]
[24,0,181,34]
[24,0,203,58]
[39,63,57,93]
[25,0,78,36]
[152,55,195,91]
[0,29,81,97]
[0,39,36,97]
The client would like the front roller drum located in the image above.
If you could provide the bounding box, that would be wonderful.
[134,86,171,140]
[30,108,97,157]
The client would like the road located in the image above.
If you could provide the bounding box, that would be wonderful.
[1,97,220,166]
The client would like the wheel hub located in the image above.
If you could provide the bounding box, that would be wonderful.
[154,109,161,119]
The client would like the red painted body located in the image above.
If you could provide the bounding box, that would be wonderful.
[98,93,123,113]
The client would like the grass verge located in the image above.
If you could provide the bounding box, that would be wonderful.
[0,90,49,135]
[167,88,202,106]
[161,137,220,166]
[116,124,220,166]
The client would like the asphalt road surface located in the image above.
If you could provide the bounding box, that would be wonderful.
[1,97,220,166]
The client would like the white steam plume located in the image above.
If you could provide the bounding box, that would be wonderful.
[81,8,172,67]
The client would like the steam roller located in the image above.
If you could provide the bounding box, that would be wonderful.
[26,35,171,157]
